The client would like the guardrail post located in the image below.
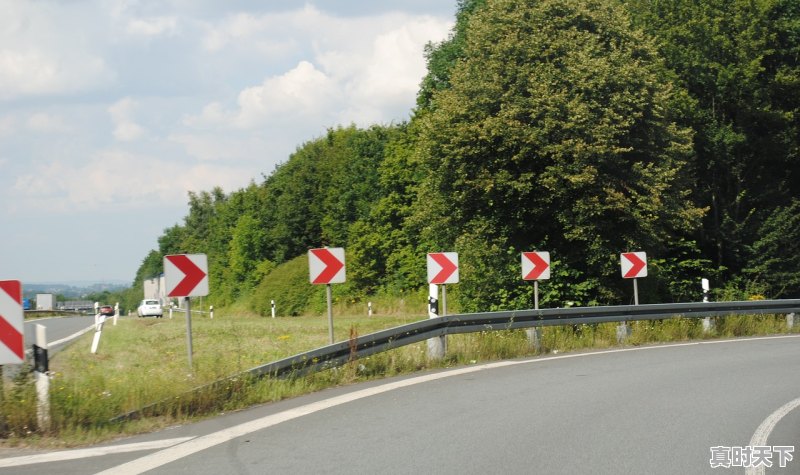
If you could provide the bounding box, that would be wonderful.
[427,284,446,360]
[616,321,631,343]
[788,313,795,330]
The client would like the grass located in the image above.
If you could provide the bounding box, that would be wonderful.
[1,307,797,448]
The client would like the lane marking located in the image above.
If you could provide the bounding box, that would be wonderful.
[0,437,194,468]
[91,334,800,475]
[745,397,800,475]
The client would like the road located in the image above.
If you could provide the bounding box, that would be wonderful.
[1,335,799,474]
[23,315,96,353]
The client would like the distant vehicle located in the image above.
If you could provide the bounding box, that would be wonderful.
[99,305,115,316]
[22,298,31,310]
[137,299,163,318]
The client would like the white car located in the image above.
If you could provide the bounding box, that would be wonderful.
[137,299,163,318]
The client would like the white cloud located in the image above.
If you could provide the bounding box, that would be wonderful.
[126,16,178,37]
[0,1,115,100]
[188,12,451,129]
[109,98,145,141]
[26,113,71,133]
[0,116,15,136]
[10,150,252,212]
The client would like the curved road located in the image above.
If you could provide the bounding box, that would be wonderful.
[2,334,799,474]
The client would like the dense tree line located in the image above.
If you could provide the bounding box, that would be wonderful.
[129,0,800,314]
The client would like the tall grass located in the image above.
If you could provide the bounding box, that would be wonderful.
[1,310,796,447]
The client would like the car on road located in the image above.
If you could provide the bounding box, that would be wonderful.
[137,299,163,318]
[99,305,115,316]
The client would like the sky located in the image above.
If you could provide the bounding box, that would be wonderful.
[0,0,456,284]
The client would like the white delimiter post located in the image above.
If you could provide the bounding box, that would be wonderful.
[427,284,446,360]
[35,324,50,432]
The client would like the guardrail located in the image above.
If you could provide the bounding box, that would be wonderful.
[112,299,800,422]
[247,299,800,378]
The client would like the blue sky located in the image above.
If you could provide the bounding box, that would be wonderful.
[0,0,456,283]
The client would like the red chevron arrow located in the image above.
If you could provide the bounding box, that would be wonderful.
[622,252,647,278]
[166,254,207,297]
[429,253,458,284]
[311,248,345,284]
[0,280,24,362]
[522,252,550,280]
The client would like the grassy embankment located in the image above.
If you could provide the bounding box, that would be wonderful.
[0,298,796,448]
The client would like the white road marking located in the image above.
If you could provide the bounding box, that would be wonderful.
[745,396,800,475]
[91,334,800,475]
[0,437,194,468]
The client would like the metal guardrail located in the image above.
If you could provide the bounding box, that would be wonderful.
[112,299,800,422]
[245,299,800,379]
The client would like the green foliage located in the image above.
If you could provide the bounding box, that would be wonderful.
[411,0,704,306]
[745,200,800,297]
[250,255,324,317]
[627,0,800,275]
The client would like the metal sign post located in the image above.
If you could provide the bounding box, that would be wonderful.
[326,285,334,344]
[185,297,193,369]
[308,248,346,344]
[164,253,209,371]
[633,279,639,306]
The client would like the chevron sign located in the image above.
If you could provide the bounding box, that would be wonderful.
[0,280,25,364]
[621,252,647,279]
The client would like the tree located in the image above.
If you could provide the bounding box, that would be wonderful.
[411,0,705,307]
[626,0,800,276]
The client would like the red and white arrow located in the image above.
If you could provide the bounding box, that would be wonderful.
[621,252,647,279]
[164,254,209,297]
[309,248,346,284]
[522,251,550,280]
[0,280,24,364]
[427,252,459,285]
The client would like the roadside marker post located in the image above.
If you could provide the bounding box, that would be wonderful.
[619,252,647,342]
[90,313,106,354]
[271,300,275,319]
[522,251,550,351]
[620,252,647,305]
[34,324,50,432]
[427,284,445,360]
[308,248,346,344]
[701,278,714,333]
[164,254,210,370]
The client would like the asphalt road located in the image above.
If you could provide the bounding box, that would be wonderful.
[2,334,799,474]
[23,315,96,353]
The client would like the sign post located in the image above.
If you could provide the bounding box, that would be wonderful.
[426,253,458,360]
[427,252,459,316]
[522,252,550,350]
[308,248,346,344]
[164,254,209,370]
[521,251,551,310]
[620,252,647,305]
